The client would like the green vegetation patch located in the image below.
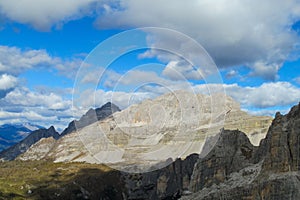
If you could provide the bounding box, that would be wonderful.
[0,160,125,200]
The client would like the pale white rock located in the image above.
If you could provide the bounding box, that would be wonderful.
[19,91,272,172]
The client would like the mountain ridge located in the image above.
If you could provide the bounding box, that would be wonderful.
[60,102,121,137]
[0,123,44,152]
[0,102,121,161]
[0,98,299,199]
[17,91,272,172]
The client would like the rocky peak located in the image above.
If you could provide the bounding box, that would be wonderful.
[260,102,300,173]
[181,102,300,199]
[0,126,59,161]
[189,129,257,191]
[60,102,120,137]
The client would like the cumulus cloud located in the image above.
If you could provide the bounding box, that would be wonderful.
[99,68,192,92]
[74,88,154,111]
[0,0,99,30]
[194,82,300,109]
[227,82,300,108]
[250,61,280,81]
[162,61,203,81]
[1,80,299,130]
[225,70,239,79]
[0,74,18,98]
[0,45,81,78]
[0,87,75,130]
[4,87,71,110]
[0,74,17,91]
[0,46,54,75]
[96,0,300,80]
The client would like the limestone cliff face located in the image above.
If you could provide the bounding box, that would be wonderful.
[8,96,300,200]
[189,129,258,192]
[224,110,272,146]
[261,106,300,172]
[181,102,300,200]
[17,137,57,161]
[18,91,272,172]
[122,102,298,200]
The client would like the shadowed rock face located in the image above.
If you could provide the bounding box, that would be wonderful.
[19,92,272,171]
[260,106,300,172]
[181,102,300,200]
[122,154,199,200]
[1,102,300,199]
[189,129,258,191]
[123,102,299,200]
[60,102,121,137]
[0,126,59,161]
[0,124,36,152]
[1,102,120,162]
[120,129,261,199]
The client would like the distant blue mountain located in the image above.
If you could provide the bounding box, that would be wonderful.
[0,123,44,152]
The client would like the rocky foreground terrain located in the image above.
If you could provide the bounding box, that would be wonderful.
[1,91,299,199]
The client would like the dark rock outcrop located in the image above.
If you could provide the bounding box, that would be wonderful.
[2,100,300,199]
[0,123,44,152]
[60,102,120,137]
[123,154,199,200]
[4,101,300,200]
[181,102,300,199]
[190,129,258,191]
[0,126,59,161]
[260,107,300,172]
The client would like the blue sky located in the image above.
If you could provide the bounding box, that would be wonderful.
[0,0,300,131]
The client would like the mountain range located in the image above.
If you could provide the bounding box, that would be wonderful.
[0,91,299,199]
[0,102,120,161]
[15,91,272,172]
[0,123,44,152]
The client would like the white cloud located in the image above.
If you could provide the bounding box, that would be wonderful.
[96,0,300,80]
[0,74,17,90]
[0,0,99,30]
[0,110,57,122]
[4,87,71,110]
[99,68,193,93]
[74,88,153,110]
[0,45,81,78]
[1,80,299,130]
[118,70,169,85]
[162,61,203,81]
[0,74,18,98]
[225,82,300,108]
[0,46,54,75]
[80,67,106,84]
[194,82,300,109]
[0,87,76,131]
[74,80,300,119]
[225,70,238,79]
[55,58,82,79]
[250,61,280,81]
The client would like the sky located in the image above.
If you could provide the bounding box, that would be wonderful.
[0,0,300,131]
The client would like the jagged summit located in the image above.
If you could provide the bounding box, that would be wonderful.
[60,102,121,137]
[0,123,45,152]
[182,101,300,199]
[18,91,272,173]
[0,126,59,161]
[0,102,121,161]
